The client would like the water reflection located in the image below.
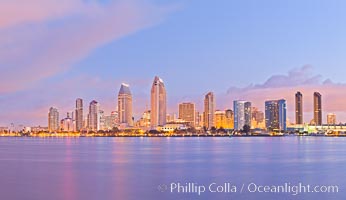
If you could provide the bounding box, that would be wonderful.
[0,137,345,200]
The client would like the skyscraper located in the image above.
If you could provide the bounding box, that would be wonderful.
[204,92,215,130]
[48,107,59,132]
[233,101,251,130]
[150,76,167,129]
[295,92,303,125]
[179,102,196,127]
[118,83,133,126]
[314,92,322,125]
[75,98,83,131]
[265,99,287,131]
[88,100,100,131]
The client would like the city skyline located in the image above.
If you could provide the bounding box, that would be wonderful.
[2,0,346,126]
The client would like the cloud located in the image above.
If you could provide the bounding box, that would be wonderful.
[0,0,174,94]
[0,0,84,28]
[224,66,346,123]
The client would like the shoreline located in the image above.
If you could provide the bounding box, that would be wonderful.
[0,135,345,138]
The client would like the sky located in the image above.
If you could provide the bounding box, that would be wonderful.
[1,0,346,126]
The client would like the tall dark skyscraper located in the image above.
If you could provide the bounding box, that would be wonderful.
[203,92,215,130]
[75,98,83,131]
[314,92,322,125]
[295,92,303,125]
[265,99,287,132]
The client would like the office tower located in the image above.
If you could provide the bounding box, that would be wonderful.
[48,107,59,132]
[204,92,215,129]
[314,92,322,125]
[118,83,133,126]
[179,102,196,127]
[233,100,252,130]
[327,113,336,125]
[295,92,303,125]
[75,98,83,131]
[265,99,287,131]
[88,100,100,131]
[225,109,234,129]
[214,110,226,129]
[150,76,167,129]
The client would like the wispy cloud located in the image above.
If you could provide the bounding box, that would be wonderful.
[0,0,175,93]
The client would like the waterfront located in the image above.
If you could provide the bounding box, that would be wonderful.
[0,137,345,200]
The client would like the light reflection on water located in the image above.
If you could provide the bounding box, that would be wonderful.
[0,137,345,200]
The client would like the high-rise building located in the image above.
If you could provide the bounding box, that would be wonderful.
[99,110,106,130]
[314,92,322,125]
[48,107,59,132]
[225,109,234,129]
[214,110,226,129]
[204,92,215,130]
[150,76,167,129]
[265,99,287,131]
[75,98,83,131]
[88,100,100,131]
[233,101,251,130]
[118,83,133,127]
[179,103,196,127]
[327,113,336,125]
[295,92,303,125]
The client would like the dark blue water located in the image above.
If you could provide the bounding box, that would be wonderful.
[0,137,345,200]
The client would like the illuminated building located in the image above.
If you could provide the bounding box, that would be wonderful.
[48,107,59,132]
[214,110,226,129]
[136,110,151,128]
[314,92,322,125]
[179,102,196,127]
[265,99,287,131]
[195,111,203,128]
[88,100,100,131]
[75,98,83,131]
[60,112,73,132]
[204,92,215,129]
[295,92,303,124]
[327,113,336,125]
[233,101,251,130]
[118,83,133,127]
[151,76,167,129]
[225,109,234,129]
[166,113,177,123]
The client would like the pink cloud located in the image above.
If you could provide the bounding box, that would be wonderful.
[0,0,83,28]
[0,0,175,94]
[223,66,346,124]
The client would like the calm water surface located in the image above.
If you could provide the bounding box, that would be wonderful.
[0,137,345,200]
